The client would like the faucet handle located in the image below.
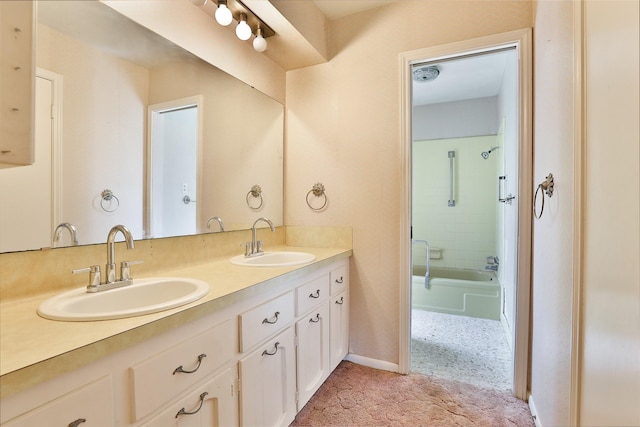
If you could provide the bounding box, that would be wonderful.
[120,260,143,281]
[73,265,101,291]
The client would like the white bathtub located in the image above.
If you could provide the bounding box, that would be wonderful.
[412,266,501,320]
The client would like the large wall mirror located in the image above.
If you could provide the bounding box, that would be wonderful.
[0,1,283,253]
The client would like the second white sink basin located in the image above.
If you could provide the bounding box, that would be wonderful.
[230,251,316,267]
[37,277,210,321]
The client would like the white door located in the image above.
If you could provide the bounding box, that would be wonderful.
[148,99,200,238]
[0,75,53,252]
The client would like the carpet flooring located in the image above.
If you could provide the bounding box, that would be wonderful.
[291,361,534,427]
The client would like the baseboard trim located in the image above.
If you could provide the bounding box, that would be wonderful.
[344,353,400,373]
[528,394,542,427]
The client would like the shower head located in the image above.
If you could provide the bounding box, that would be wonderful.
[481,146,500,159]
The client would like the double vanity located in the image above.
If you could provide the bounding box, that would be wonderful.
[0,227,352,426]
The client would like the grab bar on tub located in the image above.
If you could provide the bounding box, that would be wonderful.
[412,239,430,288]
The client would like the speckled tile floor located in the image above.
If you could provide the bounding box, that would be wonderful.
[411,309,513,391]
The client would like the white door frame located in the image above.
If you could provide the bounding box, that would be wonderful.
[36,68,63,239]
[398,28,533,400]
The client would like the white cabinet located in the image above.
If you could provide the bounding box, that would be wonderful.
[330,263,350,371]
[330,290,349,371]
[238,328,297,427]
[130,319,234,421]
[140,367,237,427]
[295,302,330,410]
[2,376,114,427]
[0,1,35,166]
[1,257,350,427]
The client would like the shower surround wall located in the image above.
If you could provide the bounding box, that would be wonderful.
[412,135,498,271]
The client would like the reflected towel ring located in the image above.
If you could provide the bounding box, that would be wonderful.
[100,189,120,213]
[306,182,327,211]
[533,173,554,219]
[246,184,264,210]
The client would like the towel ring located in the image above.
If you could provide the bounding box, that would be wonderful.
[100,189,120,213]
[306,182,328,211]
[246,184,263,210]
[533,173,554,219]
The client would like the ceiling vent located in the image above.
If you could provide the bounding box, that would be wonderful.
[413,66,440,83]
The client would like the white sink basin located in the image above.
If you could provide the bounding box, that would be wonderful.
[37,277,210,321]
[230,251,316,267]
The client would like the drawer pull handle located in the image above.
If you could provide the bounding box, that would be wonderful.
[309,313,321,323]
[175,392,208,418]
[335,276,344,284]
[262,311,280,324]
[262,342,280,356]
[309,289,321,299]
[173,353,207,375]
[335,297,344,305]
[69,419,86,427]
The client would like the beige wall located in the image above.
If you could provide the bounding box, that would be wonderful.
[580,1,640,425]
[530,1,575,425]
[285,1,532,364]
[36,23,146,244]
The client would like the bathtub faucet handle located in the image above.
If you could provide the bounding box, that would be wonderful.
[486,256,499,265]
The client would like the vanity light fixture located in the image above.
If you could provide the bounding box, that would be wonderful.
[253,27,267,52]
[193,0,274,53]
[214,0,233,26]
[235,14,252,40]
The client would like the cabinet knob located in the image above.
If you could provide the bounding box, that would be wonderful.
[68,419,86,427]
[335,276,344,284]
[309,289,320,299]
[335,297,344,305]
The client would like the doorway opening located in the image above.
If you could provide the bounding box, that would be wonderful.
[399,29,532,400]
[146,96,203,239]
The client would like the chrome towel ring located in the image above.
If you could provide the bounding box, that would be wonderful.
[534,173,554,219]
[306,182,327,211]
[246,184,263,209]
[100,189,119,212]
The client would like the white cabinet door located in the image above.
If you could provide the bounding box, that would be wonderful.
[238,328,296,427]
[2,376,113,427]
[295,302,330,410]
[141,367,238,427]
[330,290,349,371]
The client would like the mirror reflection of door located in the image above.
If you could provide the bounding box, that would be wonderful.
[148,97,201,239]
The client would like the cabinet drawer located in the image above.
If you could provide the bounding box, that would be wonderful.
[296,274,329,316]
[239,291,294,353]
[2,376,113,427]
[130,319,234,421]
[330,265,348,295]
[141,367,237,427]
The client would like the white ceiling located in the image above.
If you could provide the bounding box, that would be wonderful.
[412,49,515,106]
[41,1,514,106]
[312,0,398,20]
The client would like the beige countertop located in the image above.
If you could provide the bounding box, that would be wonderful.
[0,245,352,398]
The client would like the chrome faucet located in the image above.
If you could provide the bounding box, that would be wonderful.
[73,224,141,292]
[106,225,135,284]
[53,222,78,246]
[206,216,225,232]
[246,217,275,257]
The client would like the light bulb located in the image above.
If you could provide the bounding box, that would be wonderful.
[253,28,267,52]
[236,14,252,41]
[215,3,233,26]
